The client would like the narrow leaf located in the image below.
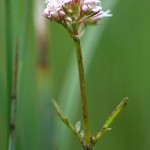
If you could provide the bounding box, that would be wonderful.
[95,97,128,142]
[52,100,82,141]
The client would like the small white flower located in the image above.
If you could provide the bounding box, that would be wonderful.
[47,1,61,16]
[82,0,101,12]
[63,0,72,3]
[99,10,112,18]
[90,10,112,21]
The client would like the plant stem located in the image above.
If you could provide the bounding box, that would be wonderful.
[73,32,91,143]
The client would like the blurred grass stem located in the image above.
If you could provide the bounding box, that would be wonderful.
[5,0,13,149]
[15,0,31,149]
[9,43,18,150]
[73,26,91,145]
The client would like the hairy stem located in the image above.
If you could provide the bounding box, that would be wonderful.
[73,32,91,143]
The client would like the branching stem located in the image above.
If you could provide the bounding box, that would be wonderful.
[53,23,128,150]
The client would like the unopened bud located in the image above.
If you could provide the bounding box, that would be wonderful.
[82,5,88,12]
[48,15,51,19]
[59,11,66,18]
[68,9,73,13]
[66,17,72,22]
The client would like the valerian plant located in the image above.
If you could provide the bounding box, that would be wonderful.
[43,0,128,150]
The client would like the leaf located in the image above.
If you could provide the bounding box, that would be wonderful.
[95,97,128,142]
[80,130,84,138]
[75,121,81,133]
[52,100,82,141]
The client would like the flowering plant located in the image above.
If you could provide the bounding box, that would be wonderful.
[43,0,112,39]
[43,1,128,150]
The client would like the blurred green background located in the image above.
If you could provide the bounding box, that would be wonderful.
[0,0,150,150]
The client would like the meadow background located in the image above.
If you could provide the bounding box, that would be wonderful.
[0,0,150,150]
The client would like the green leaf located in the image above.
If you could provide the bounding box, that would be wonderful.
[75,121,81,133]
[52,100,82,141]
[95,97,128,142]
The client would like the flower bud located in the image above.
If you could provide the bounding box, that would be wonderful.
[58,11,66,19]
[82,5,88,12]
[66,17,72,22]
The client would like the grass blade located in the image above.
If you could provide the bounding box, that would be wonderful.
[5,0,13,149]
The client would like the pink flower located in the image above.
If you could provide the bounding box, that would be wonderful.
[43,0,112,24]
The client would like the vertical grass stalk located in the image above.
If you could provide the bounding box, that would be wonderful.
[9,43,18,150]
[15,0,31,149]
[5,0,13,149]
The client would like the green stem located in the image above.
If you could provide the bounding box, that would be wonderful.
[73,34,91,143]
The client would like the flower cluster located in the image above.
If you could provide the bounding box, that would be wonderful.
[43,0,112,25]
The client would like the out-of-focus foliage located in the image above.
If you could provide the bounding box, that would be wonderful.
[0,0,150,150]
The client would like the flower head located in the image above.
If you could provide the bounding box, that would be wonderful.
[43,0,112,24]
